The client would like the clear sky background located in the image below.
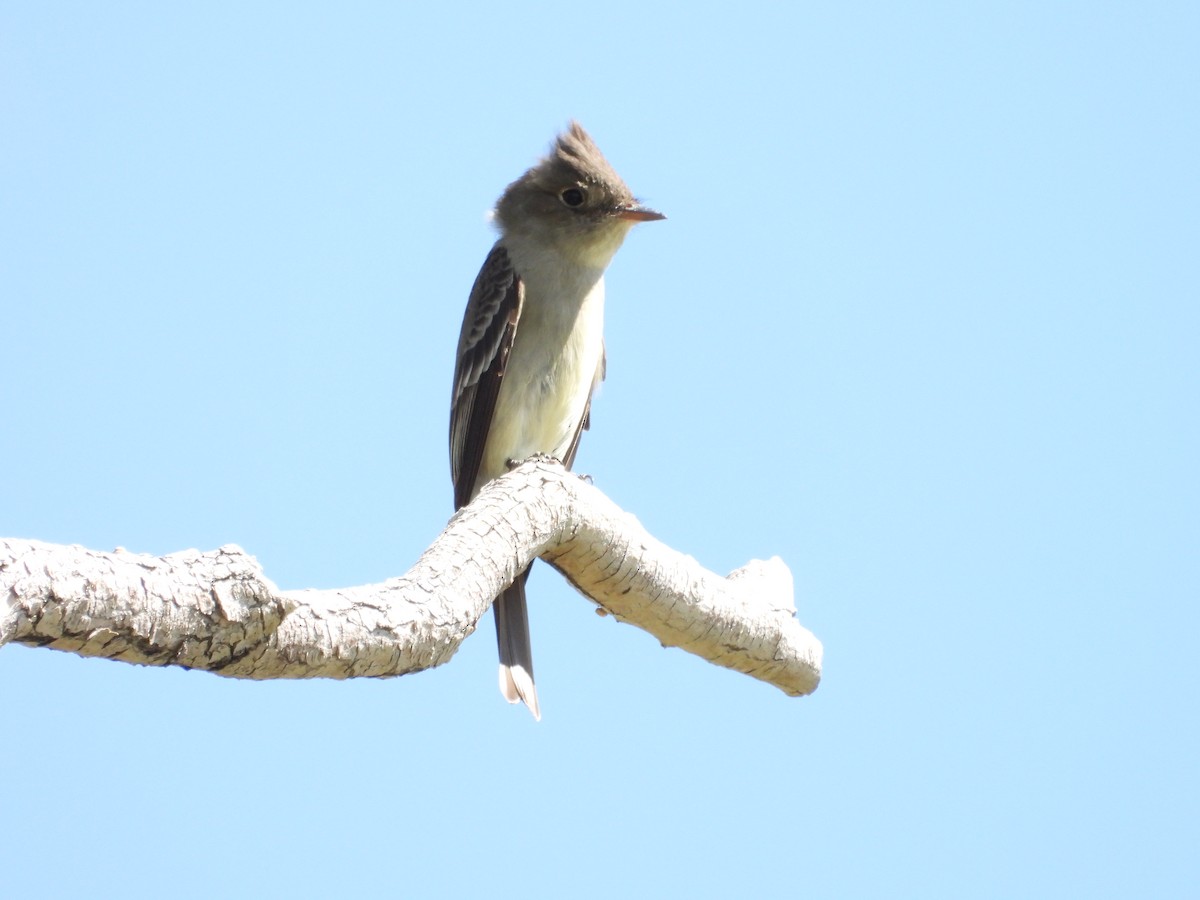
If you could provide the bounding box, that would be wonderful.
[2,3,1197,897]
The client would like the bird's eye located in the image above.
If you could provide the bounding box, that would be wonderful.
[559,186,586,208]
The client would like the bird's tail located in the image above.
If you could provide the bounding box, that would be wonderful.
[494,568,540,720]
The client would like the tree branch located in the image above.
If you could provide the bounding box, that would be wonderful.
[1,459,822,697]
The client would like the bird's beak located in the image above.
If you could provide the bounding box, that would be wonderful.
[618,203,666,223]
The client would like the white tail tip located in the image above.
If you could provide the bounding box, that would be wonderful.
[499,664,541,721]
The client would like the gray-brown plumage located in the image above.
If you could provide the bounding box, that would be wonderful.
[449,122,663,719]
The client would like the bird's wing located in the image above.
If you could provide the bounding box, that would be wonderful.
[450,243,524,510]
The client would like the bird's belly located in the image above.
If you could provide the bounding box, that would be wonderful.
[480,296,603,484]
[492,386,579,463]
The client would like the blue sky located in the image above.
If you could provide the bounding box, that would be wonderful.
[2,3,1197,897]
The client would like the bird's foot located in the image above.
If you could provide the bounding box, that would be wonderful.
[506,453,563,470]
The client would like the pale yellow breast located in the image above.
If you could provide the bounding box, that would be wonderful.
[477,274,606,491]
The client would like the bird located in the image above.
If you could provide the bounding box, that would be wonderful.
[449,122,664,719]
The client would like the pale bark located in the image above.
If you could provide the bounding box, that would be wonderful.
[1,459,822,696]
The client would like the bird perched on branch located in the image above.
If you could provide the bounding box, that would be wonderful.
[449,122,664,719]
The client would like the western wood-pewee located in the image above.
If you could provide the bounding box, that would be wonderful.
[449,122,663,719]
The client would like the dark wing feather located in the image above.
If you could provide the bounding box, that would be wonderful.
[450,243,523,510]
